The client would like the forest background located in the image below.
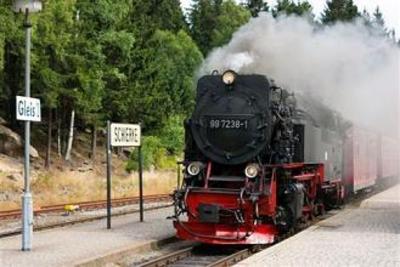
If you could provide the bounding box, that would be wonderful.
[0,0,398,208]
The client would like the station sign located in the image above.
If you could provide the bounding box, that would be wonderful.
[16,96,41,122]
[110,123,141,147]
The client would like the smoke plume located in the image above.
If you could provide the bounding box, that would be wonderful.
[201,14,400,136]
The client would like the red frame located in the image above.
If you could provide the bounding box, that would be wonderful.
[174,163,328,245]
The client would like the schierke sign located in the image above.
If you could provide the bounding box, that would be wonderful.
[106,122,142,228]
[110,123,141,147]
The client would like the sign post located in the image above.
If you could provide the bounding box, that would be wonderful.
[16,95,41,251]
[12,0,42,252]
[138,145,144,222]
[106,120,112,229]
[106,122,141,228]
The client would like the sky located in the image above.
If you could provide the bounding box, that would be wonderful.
[180,0,400,35]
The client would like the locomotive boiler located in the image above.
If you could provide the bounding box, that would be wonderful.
[172,70,343,245]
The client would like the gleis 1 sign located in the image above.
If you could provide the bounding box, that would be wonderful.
[16,96,41,122]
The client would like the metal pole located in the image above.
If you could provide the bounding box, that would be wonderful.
[22,9,33,251]
[138,145,144,222]
[106,120,112,229]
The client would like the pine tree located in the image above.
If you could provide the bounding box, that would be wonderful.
[211,1,251,47]
[130,0,187,39]
[245,0,269,17]
[189,0,222,55]
[0,2,22,128]
[371,6,386,35]
[273,0,313,17]
[189,0,251,56]
[361,8,372,27]
[321,0,359,24]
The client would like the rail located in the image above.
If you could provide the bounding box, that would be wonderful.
[138,246,251,267]
[0,194,171,220]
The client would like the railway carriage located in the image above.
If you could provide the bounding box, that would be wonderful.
[378,136,399,180]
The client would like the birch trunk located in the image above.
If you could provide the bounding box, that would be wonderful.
[64,109,75,161]
[91,124,97,164]
[56,109,61,157]
[45,108,52,169]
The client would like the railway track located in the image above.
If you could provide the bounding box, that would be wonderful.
[0,194,171,220]
[0,194,172,238]
[138,245,252,267]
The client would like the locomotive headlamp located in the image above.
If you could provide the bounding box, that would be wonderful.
[222,70,237,85]
[187,161,204,176]
[245,164,259,178]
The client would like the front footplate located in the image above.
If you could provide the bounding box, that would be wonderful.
[174,220,277,245]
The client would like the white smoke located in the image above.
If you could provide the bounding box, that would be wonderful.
[201,14,400,136]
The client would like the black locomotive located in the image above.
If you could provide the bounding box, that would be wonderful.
[172,70,393,245]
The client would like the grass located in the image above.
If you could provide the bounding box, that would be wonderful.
[0,130,180,211]
[0,168,177,210]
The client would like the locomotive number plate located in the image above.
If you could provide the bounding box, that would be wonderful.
[208,118,249,129]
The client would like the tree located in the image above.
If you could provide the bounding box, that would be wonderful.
[361,8,372,27]
[0,0,204,168]
[189,0,250,55]
[371,6,387,36]
[125,30,203,131]
[33,0,76,166]
[74,0,134,162]
[245,0,269,17]
[361,6,394,41]
[211,0,251,48]
[129,0,187,39]
[0,1,23,128]
[321,0,359,24]
[189,0,222,55]
[273,0,313,17]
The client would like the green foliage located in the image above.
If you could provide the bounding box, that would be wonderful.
[126,136,161,171]
[76,0,131,35]
[189,0,250,55]
[0,2,23,118]
[321,0,359,24]
[189,0,222,55]
[273,0,313,17]
[360,6,394,41]
[0,0,395,171]
[126,114,185,172]
[361,8,372,28]
[371,6,388,37]
[122,29,202,131]
[211,1,251,48]
[245,0,269,17]
[33,0,76,109]
[130,0,187,37]
[125,135,178,172]
[158,115,185,154]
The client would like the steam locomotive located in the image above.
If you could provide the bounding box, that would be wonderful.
[171,70,398,245]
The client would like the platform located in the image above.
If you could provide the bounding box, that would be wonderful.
[236,184,400,267]
[360,184,400,209]
[0,207,174,267]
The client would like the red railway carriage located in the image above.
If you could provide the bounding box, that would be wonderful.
[343,127,378,194]
[378,136,399,180]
